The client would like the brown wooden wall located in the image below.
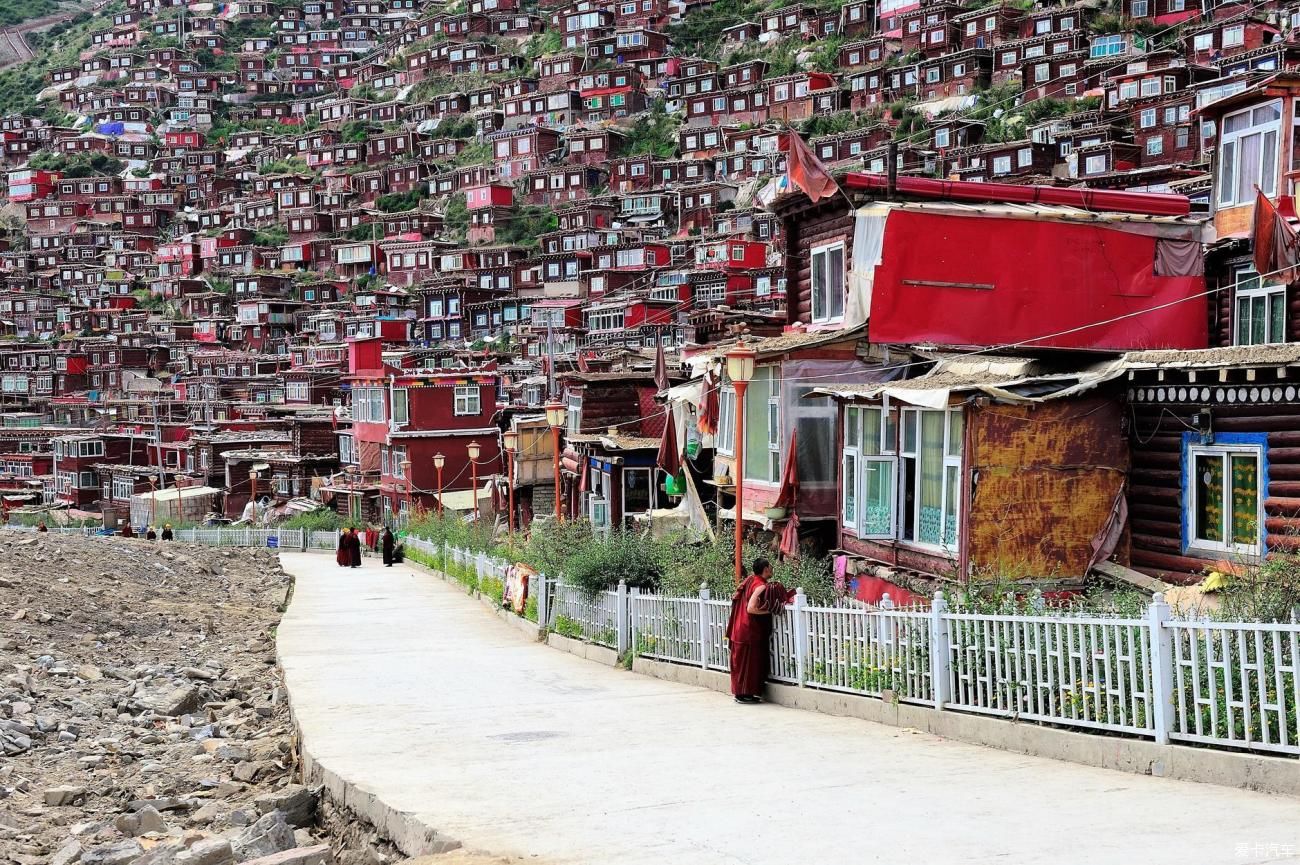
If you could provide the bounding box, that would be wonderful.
[783,199,855,326]
[1129,396,1300,584]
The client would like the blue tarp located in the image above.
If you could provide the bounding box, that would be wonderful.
[95,122,125,136]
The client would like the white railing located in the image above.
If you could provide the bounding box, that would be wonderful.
[1166,619,1300,755]
[550,582,619,648]
[5,524,309,550]
[944,612,1153,735]
[421,545,1300,759]
[805,602,934,704]
[308,530,339,551]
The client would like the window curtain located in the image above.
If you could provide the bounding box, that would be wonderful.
[1237,132,1262,205]
[1231,454,1258,545]
[918,411,945,544]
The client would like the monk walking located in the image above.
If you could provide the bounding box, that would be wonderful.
[726,557,780,704]
[348,527,362,568]
[381,527,395,567]
[336,529,349,567]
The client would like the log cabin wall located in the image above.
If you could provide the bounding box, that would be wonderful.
[967,396,1129,582]
[1207,251,1300,348]
[780,197,856,326]
[1128,369,1300,585]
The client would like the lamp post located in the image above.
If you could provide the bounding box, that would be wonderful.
[248,469,259,526]
[400,458,411,526]
[545,401,566,522]
[725,340,757,586]
[466,440,481,522]
[502,429,518,535]
[433,453,445,518]
[148,473,159,532]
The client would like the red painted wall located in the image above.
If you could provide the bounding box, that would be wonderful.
[868,209,1207,351]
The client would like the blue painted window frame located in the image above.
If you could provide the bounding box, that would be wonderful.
[1179,431,1270,556]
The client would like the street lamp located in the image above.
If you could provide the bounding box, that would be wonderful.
[545,401,567,521]
[433,453,445,518]
[725,340,757,586]
[466,440,481,522]
[148,473,159,533]
[400,459,412,525]
[248,469,260,526]
[502,429,518,535]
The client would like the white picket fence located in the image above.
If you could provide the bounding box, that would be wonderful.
[425,542,1300,759]
[5,524,306,550]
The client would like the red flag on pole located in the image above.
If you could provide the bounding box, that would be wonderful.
[653,339,669,393]
[783,131,838,203]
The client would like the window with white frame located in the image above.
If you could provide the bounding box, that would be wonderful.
[287,381,310,401]
[810,242,845,324]
[1232,265,1287,345]
[391,388,409,424]
[900,406,963,548]
[716,385,737,457]
[339,434,356,465]
[1218,100,1281,208]
[842,404,962,549]
[112,476,135,500]
[1184,436,1263,556]
[453,385,481,416]
[1222,24,1244,47]
[1146,136,1163,156]
[1193,32,1213,51]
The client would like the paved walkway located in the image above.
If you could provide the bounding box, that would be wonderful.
[277,554,1300,865]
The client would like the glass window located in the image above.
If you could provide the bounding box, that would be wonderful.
[1186,439,1263,555]
[1218,100,1281,207]
[810,242,845,323]
[1233,265,1287,345]
[453,385,481,416]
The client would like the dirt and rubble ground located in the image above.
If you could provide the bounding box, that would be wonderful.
[0,535,402,865]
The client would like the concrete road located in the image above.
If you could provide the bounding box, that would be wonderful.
[277,553,1300,865]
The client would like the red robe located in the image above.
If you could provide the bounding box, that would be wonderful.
[336,533,349,567]
[726,575,771,697]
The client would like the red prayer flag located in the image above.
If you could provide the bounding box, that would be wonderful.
[653,340,669,392]
[783,132,838,203]
[656,409,681,477]
[1253,188,1300,282]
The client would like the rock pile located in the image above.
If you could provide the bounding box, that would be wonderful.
[0,535,387,865]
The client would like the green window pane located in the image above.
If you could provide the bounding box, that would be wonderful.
[1237,296,1251,345]
[843,454,857,525]
[1252,295,1267,345]
[864,458,893,535]
[1195,453,1224,544]
[862,408,880,455]
[943,463,959,546]
[1230,453,1259,546]
[845,408,861,449]
[917,411,945,544]
[947,410,964,457]
[1269,290,1286,343]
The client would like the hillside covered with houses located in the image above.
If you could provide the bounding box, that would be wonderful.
[2,0,1300,601]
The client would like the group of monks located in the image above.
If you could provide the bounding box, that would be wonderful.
[336,528,363,568]
[335,526,399,568]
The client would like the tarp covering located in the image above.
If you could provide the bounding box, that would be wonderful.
[812,356,1127,407]
[856,201,1208,351]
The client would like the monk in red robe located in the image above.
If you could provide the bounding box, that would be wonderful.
[727,557,777,704]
